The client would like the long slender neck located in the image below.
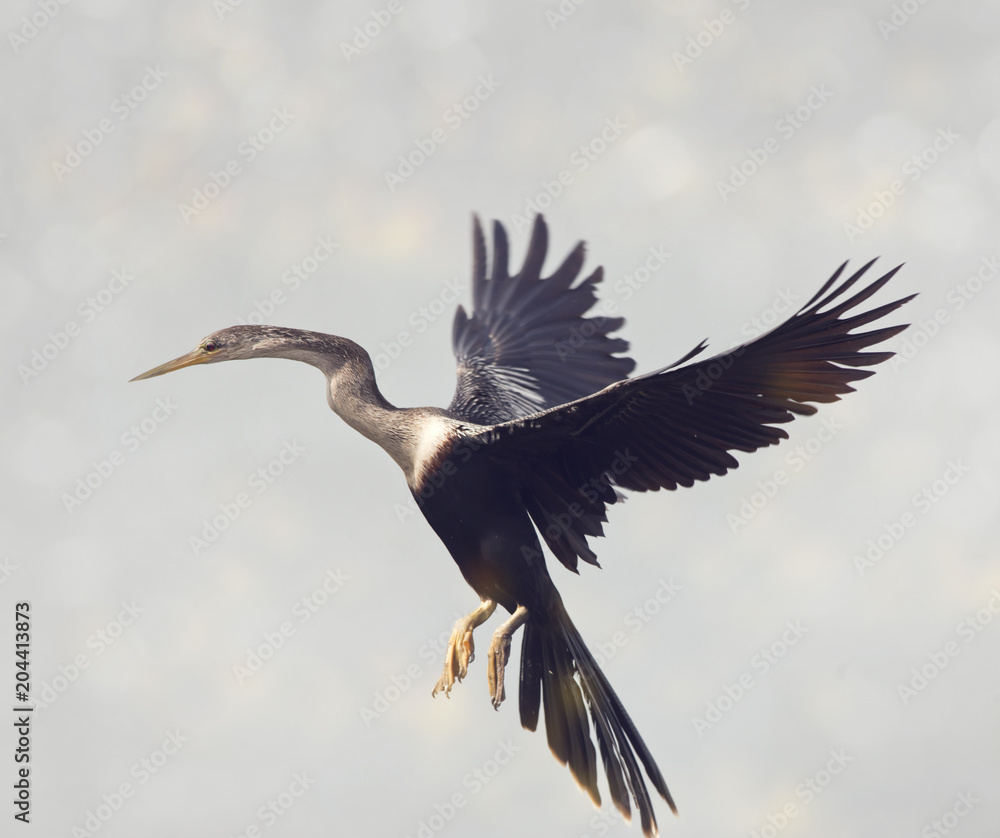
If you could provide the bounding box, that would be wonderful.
[330,355,443,482]
[270,336,419,472]
[326,353,402,440]
[250,329,454,485]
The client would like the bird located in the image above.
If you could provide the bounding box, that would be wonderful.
[131,214,913,836]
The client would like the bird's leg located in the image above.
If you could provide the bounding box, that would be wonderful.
[432,598,497,698]
[487,605,529,710]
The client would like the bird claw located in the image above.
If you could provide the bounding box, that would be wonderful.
[432,600,497,699]
[431,600,524,708]
[487,631,512,709]
[486,605,529,710]
[432,627,475,698]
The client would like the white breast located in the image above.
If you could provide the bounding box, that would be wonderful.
[409,414,457,490]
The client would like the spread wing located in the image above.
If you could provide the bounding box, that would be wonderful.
[471,259,915,573]
[447,215,635,425]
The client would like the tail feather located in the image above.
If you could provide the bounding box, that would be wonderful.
[519,625,543,731]
[519,598,675,836]
[565,626,674,806]
[539,627,601,805]
[592,707,633,819]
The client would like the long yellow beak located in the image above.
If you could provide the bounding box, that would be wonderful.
[130,348,210,381]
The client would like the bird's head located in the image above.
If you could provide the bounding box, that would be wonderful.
[130,326,271,381]
[130,325,363,381]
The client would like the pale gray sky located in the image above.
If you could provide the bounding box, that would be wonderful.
[2,1,998,836]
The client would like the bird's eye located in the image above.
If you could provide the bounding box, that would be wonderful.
[204,341,217,353]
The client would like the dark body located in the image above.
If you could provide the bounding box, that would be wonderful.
[409,425,672,830]
[131,214,913,837]
[413,443,552,614]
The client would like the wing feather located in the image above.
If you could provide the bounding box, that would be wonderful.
[448,215,635,425]
[474,260,914,572]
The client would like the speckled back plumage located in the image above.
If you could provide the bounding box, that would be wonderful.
[448,215,635,424]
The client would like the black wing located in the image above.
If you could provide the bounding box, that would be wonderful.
[447,215,635,425]
[473,260,915,573]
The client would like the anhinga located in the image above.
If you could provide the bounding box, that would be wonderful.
[132,215,912,836]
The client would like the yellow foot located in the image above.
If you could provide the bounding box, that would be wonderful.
[486,605,529,710]
[432,599,496,698]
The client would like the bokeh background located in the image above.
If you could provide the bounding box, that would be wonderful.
[2,1,998,836]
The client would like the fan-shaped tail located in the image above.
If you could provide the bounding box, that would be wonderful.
[520,594,676,836]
